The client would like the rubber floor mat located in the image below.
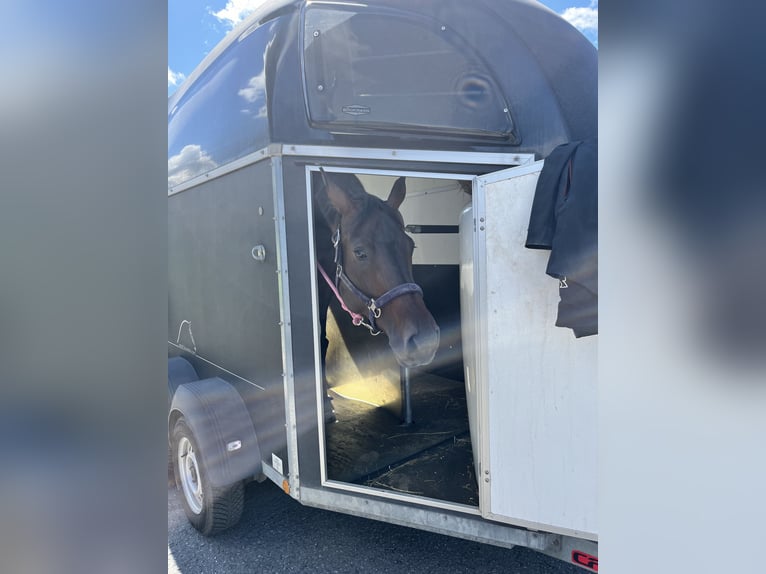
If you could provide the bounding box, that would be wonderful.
[324,373,477,505]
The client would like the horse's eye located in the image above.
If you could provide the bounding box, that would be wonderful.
[353,248,367,261]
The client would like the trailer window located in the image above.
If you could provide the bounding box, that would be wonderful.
[303,6,516,141]
[168,21,276,189]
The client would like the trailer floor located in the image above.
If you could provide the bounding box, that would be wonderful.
[324,373,479,506]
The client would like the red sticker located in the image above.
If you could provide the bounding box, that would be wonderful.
[572,550,598,572]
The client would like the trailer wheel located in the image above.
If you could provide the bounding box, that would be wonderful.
[172,418,244,536]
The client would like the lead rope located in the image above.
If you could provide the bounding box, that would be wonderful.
[317,263,382,335]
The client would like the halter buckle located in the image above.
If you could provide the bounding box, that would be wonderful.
[369,301,382,319]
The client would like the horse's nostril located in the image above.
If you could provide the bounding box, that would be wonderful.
[393,325,439,367]
[405,334,419,354]
[405,329,439,355]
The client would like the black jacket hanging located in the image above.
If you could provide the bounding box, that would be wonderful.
[526,138,598,337]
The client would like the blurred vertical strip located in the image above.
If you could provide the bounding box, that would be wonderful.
[601,1,766,573]
[0,1,167,572]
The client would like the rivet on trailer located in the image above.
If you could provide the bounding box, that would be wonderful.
[168,0,598,570]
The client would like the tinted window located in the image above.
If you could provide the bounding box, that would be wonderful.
[168,22,276,189]
[303,6,515,140]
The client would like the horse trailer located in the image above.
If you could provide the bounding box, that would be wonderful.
[168,0,598,570]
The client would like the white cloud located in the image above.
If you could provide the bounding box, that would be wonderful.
[238,70,268,118]
[238,70,266,103]
[561,1,598,33]
[168,67,186,88]
[211,0,267,28]
[168,144,218,187]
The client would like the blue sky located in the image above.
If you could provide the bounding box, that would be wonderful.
[168,0,598,97]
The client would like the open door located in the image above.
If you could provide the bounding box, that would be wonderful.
[460,161,597,540]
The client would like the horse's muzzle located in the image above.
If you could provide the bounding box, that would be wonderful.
[391,322,440,368]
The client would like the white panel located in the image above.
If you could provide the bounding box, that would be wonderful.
[474,162,597,539]
[357,174,470,265]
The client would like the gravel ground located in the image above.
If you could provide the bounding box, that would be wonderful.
[168,477,582,574]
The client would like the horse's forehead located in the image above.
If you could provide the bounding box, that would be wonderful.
[351,203,404,241]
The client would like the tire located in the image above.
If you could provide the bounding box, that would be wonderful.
[172,418,244,536]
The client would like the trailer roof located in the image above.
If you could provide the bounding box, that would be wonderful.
[168,0,596,189]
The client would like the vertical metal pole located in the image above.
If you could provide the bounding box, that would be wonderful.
[400,366,413,425]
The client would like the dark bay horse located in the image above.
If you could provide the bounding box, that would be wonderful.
[313,170,440,418]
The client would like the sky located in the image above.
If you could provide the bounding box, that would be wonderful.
[168,0,598,97]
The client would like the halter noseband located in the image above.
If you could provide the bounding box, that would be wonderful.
[319,225,423,336]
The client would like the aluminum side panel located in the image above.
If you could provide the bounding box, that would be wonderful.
[473,162,597,539]
[168,159,288,466]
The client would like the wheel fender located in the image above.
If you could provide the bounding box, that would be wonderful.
[169,377,262,488]
[168,356,198,410]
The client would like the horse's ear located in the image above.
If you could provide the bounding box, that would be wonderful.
[386,177,406,211]
[313,170,359,224]
[313,171,337,226]
[325,179,359,217]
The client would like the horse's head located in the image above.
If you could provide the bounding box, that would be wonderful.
[315,171,440,368]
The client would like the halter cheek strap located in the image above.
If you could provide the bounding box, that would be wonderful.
[317,225,423,335]
[317,263,368,329]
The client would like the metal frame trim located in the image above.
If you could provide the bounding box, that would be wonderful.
[471,175,493,515]
[484,510,598,542]
[284,144,535,166]
[322,479,481,515]
[306,163,493,511]
[167,145,273,197]
[306,164,476,182]
[305,167,331,487]
[306,163,478,457]
[299,485,557,552]
[476,159,545,184]
[168,144,534,198]
[261,459,285,487]
[272,155,302,498]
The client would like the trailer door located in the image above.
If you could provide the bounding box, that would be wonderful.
[461,161,597,540]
